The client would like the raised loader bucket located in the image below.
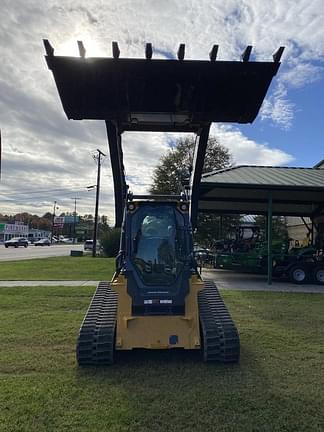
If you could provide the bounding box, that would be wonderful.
[44,41,284,132]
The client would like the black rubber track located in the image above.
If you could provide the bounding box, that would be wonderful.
[76,281,118,366]
[198,280,240,363]
[77,280,239,365]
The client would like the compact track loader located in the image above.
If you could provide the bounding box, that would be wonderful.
[44,40,283,364]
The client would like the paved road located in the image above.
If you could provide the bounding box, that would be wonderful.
[202,268,324,294]
[0,244,85,261]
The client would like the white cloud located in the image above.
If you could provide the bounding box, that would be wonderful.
[261,61,324,129]
[281,61,324,88]
[211,124,294,166]
[260,83,295,130]
[121,132,174,193]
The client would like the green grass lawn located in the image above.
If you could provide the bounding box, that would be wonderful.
[0,256,115,280]
[0,287,323,432]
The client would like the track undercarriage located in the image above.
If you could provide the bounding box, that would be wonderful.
[77,279,239,365]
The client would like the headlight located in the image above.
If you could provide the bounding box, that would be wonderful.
[179,203,188,212]
[127,203,136,212]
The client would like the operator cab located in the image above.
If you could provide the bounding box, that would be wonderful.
[120,197,195,315]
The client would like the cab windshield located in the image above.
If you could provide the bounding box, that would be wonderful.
[131,204,187,285]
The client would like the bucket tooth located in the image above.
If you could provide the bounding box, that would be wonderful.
[43,39,54,56]
[177,43,185,60]
[273,46,285,63]
[112,41,120,59]
[241,45,252,62]
[77,40,86,58]
[145,43,153,59]
[209,44,219,61]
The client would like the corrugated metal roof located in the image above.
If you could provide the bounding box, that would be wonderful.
[202,165,324,188]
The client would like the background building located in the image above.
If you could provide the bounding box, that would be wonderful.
[0,221,29,242]
[28,228,51,243]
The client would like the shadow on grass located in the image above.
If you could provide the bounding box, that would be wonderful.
[73,342,324,431]
[73,346,277,431]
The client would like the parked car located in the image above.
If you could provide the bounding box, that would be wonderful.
[194,248,214,266]
[84,239,100,251]
[84,240,93,250]
[4,237,29,248]
[34,238,51,246]
[61,237,74,244]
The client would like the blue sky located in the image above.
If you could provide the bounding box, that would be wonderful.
[0,0,324,220]
[239,67,324,168]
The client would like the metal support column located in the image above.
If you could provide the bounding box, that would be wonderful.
[311,217,314,246]
[106,121,127,228]
[219,215,223,240]
[267,191,273,285]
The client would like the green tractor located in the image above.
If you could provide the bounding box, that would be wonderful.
[216,242,324,285]
[215,239,287,274]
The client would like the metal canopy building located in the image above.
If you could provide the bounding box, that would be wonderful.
[199,165,324,217]
[199,165,324,284]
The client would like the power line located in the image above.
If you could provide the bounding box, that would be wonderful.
[0,186,90,197]
[0,190,110,205]
[72,197,81,243]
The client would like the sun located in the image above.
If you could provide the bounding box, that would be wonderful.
[58,35,104,57]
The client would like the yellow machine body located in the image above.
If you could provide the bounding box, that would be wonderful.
[112,274,204,350]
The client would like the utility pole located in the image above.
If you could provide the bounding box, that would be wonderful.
[72,197,80,244]
[51,201,58,244]
[92,149,106,257]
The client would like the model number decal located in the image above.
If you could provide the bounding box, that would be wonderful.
[144,299,173,304]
